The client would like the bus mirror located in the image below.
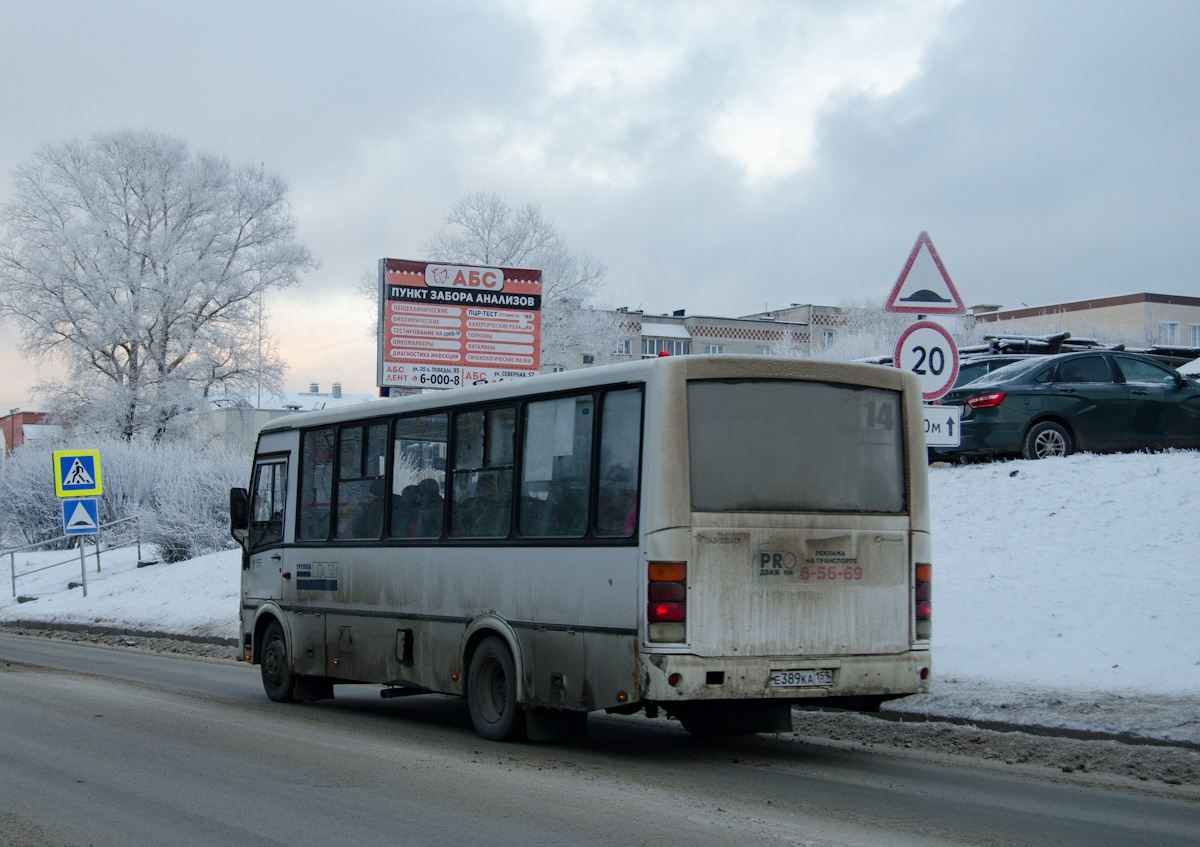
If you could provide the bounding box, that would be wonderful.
[230,487,250,541]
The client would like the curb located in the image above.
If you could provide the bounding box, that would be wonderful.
[1,619,238,647]
[874,708,1200,753]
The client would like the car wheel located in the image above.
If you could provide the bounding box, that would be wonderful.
[260,620,296,702]
[467,637,526,741]
[1021,421,1073,459]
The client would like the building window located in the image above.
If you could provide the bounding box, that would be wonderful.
[582,354,595,365]
[551,366,566,373]
[1190,324,1200,347]
[704,344,725,354]
[613,339,632,355]
[1158,322,1180,345]
[823,330,835,346]
[757,347,770,355]
[641,337,690,357]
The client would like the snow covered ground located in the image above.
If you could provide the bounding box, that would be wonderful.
[3,451,1198,744]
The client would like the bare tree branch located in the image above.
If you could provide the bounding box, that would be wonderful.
[421,191,617,368]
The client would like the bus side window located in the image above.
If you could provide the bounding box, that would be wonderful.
[450,407,515,538]
[336,423,388,539]
[390,413,448,539]
[248,460,287,550]
[596,389,642,537]
[519,396,593,537]
[298,427,335,541]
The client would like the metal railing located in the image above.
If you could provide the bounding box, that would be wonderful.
[5,517,142,599]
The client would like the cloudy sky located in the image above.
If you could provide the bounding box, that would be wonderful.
[1,0,1196,409]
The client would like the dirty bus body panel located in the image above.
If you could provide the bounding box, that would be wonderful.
[640,358,930,731]
[232,355,930,740]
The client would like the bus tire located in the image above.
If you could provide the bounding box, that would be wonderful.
[467,637,526,741]
[260,620,296,703]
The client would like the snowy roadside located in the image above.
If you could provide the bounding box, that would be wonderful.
[2,450,1198,753]
[885,676,1200,749]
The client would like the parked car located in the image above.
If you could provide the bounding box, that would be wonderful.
[925,355,1037,461]
[938,351,1200,460]
[951,354,1035,389]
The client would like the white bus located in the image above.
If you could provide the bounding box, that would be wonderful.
[230,355,932,740]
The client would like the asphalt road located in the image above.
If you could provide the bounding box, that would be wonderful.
[1,632,1197,847]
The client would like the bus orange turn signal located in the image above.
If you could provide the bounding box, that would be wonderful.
[648,561,686,582]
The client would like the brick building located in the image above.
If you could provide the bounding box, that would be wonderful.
[0,411,60,460]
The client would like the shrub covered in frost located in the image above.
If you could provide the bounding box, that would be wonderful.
[0,438,250,561]
[0,445,65,547]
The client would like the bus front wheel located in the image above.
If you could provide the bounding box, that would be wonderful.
[260,620,296,703]
[467,638,526,741]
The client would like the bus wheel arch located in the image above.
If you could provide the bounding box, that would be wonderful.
[251,606,287,666]
[252,610,333,703]
[461,616,526,701]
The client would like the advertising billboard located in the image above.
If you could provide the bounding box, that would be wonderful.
[378,258,543,390]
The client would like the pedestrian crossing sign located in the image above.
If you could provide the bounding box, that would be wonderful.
[53,450,103,497]
[62,498,100,535]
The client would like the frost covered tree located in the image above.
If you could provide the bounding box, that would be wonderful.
[0,130,317,441]
[422,191,621,368]
[812,296,984,362]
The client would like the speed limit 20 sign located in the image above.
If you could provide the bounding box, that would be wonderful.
[894,320,960,401]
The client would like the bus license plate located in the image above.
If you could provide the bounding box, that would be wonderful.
[770,669,834,688]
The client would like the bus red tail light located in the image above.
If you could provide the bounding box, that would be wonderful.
[915,562,932,640]
[648,561,686,643]
[648,602,685,622]
[966,392,1006,410]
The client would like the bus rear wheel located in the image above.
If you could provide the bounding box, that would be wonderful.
[260,620,296,703]
[467,638,526,741]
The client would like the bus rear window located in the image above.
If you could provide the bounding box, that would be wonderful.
[687,380,905,513]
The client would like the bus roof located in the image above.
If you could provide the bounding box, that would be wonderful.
[257,355,913,433]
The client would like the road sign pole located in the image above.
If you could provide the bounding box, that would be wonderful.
[78,543,88,597]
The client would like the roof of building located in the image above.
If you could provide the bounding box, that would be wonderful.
[976,292,1200,322]
[210,387,379,414]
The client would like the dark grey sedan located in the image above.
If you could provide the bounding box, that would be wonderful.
[939,351,1200,460]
